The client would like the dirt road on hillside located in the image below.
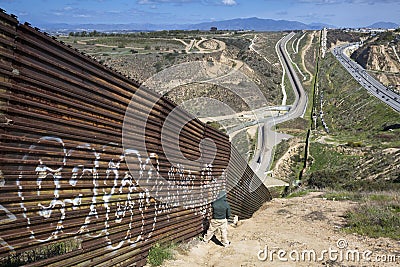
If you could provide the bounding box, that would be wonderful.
[162,192,399,267]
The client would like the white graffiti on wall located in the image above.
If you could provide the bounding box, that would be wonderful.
[0,204,17,251]
[15,136,225,250]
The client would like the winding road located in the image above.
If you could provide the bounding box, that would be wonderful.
[249,32,308,187]
[333,43,400,113]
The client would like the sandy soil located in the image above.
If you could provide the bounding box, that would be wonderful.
[162,192,400,267]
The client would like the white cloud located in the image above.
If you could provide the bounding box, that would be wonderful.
[222,0,236,5]
[73,14,92,18]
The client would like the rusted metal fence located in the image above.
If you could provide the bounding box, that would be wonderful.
[0,11,271,266]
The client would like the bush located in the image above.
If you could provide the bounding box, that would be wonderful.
[147,242,175,266]
[306,169,351,189]
[346,141,363,147]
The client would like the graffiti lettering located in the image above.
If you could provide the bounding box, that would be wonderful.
[16,136,225,250]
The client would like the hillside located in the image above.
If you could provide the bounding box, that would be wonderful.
[158,192,399,267]
[57,31,400,267]
[151,29,400,266]
[60,32,283,108]
[69,28,400,192]
[306,51,400,188]
[326,29,362,49]
[351,31,400,91]
[268,29,400,192]
[59,31,288,160]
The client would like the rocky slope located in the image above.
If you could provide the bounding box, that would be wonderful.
[351,31,400,90]
[351,44,400,73]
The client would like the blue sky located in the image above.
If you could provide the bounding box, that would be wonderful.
[0,0,399,27]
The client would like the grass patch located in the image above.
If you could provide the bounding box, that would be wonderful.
[322,191,398,202]
[306,142,400,191]
[147,242,176,267]
[286,189,311,198]
[344,201,400,240]
[308,142,360,173]
[317,53,400,146]
[231,130,252,161]
[322,190,400,240]
[322,191,364,201]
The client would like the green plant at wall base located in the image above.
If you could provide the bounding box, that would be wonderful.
[147,242,176,266]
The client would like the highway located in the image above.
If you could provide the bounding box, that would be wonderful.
[249,32,308,186]
[333,44,400,113]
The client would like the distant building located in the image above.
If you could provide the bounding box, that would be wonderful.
[210,27,217,32]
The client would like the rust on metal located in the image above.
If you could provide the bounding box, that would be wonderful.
[0,11,271,266]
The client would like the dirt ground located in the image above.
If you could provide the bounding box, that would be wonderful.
[162,192,400,267]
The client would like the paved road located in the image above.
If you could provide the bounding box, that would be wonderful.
[333,44,400,113]
[249,32,308,186]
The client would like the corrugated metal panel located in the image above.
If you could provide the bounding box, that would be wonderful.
[0,11,271,266]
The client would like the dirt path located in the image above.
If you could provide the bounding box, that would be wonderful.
[249,35,273,66]
[301,32,315,84]
[162,192,400,266]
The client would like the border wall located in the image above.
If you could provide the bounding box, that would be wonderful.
[0,11,271,266]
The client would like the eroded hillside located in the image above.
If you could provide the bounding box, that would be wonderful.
[61,32,284,109]
[351,31,400,91]
[271,30,400,192]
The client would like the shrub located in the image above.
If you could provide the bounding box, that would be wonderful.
[346,141,363,147]
[306,169,351,189]
[147,242,175,266]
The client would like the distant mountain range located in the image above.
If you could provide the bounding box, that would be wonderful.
[38,17,398,34]
[38,17,333,33]
[182,17,334,31]
[366,21,399,29]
